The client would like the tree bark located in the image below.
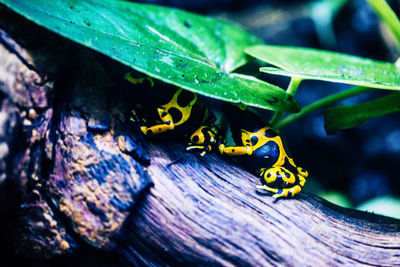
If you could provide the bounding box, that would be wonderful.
[1,6,399,266]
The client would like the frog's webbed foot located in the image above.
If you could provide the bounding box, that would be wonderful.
[256,184,303,198]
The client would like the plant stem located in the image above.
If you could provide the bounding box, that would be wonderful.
[269,77,302,126]
[274,86,372,130]
[367,0,400,51]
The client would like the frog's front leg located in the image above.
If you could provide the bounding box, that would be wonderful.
[186,144,212,156]
[218,144,253,156]
[218,130,253,156]
[139,107,175,136]
[186,125,220,156]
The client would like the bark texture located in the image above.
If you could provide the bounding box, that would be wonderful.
[1,6,400,266]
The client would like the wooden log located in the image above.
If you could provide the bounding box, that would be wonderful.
[117,141,400,266]
[1,6,400,266]
[0,8,153,260]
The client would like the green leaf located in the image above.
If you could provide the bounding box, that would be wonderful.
[246,45,400,90]
[324,92,400,134]
[0,0,300,112]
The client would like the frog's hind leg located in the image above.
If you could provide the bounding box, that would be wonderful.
[257,172,307,198]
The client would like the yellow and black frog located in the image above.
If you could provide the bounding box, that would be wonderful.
[219,104,308,198]
[125,72,222,156]
[126,72,307,198]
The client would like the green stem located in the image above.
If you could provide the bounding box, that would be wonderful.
[274,86,372,130]
[269,77,302,126]
[367,0,400,50]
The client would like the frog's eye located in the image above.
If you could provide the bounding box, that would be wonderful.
[297,167,308,178]
[190,132,205,145]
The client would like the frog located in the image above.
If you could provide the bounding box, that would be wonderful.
[218,103,308,198]
[125,71,222,156]
[126,72,308,198]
